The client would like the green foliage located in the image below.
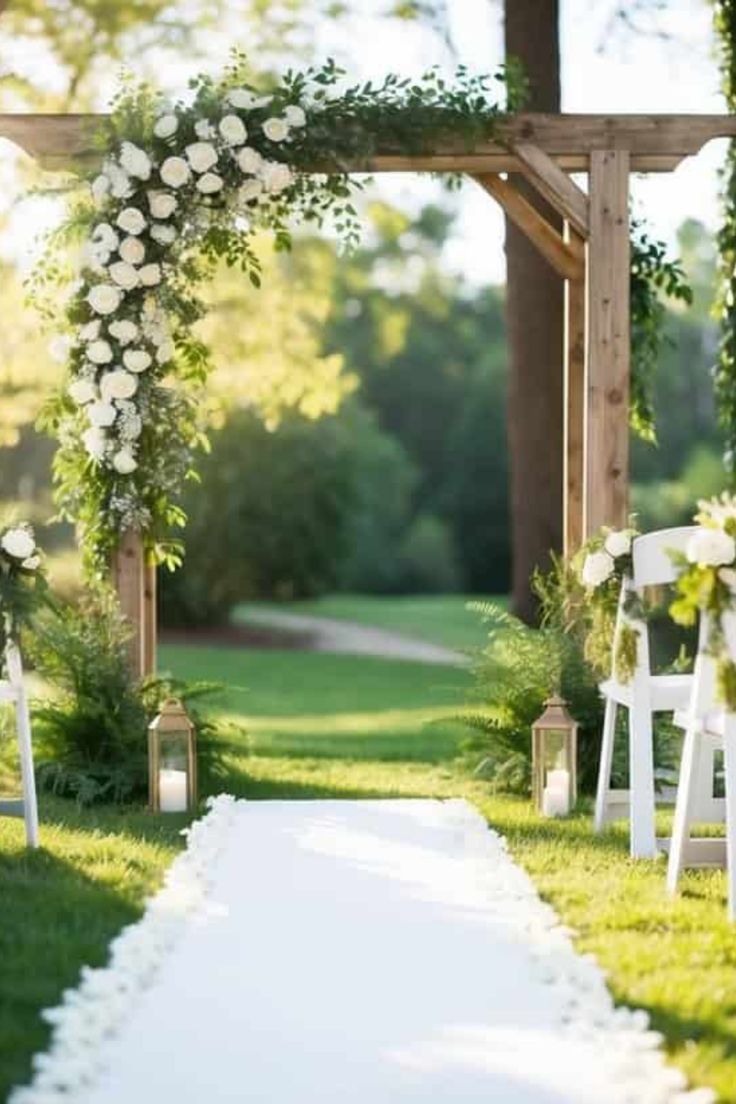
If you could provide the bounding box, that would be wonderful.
[0,523,48,659]
[713,1,736,477]
[397,513,461,593]
[30,589,226,804]
[630,220,693,442]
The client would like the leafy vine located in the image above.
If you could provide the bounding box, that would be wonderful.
[713,0,736,476]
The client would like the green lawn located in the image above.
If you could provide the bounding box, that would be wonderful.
[2,638,736,1102]
[233,592,503,651]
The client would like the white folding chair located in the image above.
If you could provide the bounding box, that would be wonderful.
[0,638,39,847]
[594,527,705,859]
[667,613,734,917]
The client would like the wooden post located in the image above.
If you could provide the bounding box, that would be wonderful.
[586,150,630,536]
[564,224,586,557]
[112,529,156,679]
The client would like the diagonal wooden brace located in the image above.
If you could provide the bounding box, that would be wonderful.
[512,142,589,238]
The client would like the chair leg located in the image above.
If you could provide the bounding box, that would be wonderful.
[629,690,657,859]
[723,720,736,922]
[594,697,617,833]
[16,687,39,849]
[666,721,701,897]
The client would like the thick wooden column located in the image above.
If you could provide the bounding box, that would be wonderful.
[112,529,156,680]
[586,150,630,536]
[564,224,586,556]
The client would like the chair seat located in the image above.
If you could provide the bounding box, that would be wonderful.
[600,673,692,711]
[673,708,729,741]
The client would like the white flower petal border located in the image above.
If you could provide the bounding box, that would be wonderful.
[8,796,714,1104]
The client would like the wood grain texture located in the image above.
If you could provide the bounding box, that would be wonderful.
[1,113,735,171]
[475,174,583,279]
[512,142,589,236]
[586,150,630,536]
[112,529,146,679]
[564,225,586,556]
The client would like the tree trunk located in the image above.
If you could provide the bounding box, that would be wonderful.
[504,0,563,622]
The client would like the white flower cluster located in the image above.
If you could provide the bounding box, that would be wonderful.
[0,524,41,571]
[72,88,307,476]
[581,529,632,589]
[9,795,239,1104]
[685,494,736,571]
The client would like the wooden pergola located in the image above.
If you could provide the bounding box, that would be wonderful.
[2,111,735,676]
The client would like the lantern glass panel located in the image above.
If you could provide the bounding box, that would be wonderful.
[158,731,190,813]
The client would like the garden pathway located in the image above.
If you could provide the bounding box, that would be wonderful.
[239,607,468,665]
[16,798,709,1104]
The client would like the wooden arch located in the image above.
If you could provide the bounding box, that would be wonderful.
[2,110,735,675]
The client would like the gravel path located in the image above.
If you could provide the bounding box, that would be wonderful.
[240,608,468,666]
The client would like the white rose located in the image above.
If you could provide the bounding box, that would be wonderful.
[150,223,177,246]
[21,555,40,571]
[48,335,71,363]
[109,319,138,345]
[604,530,631,559]
[262,117,290,142]
[123,349,152,373]
[194,119,216,140]
[154,114,178,139]
[79,320,101,342]
[139,263,162,287]
[581,549,615,588]
[119,237,146,266]
[686,527,736,568]
[87,400,117,428]
[1,527,35,560]
[119,141,152,181]
[91,174,110,204]
[87,339,113,365]
[219,114,247,146]
[160,156,191,189]
[116,207,146,236]
[156,340,174,364]
[147,191,177,219]
[284,104,306,127]
[225,88,270,110]
[109,261,140,290]
[91,223,119,253]
[261,161,293,194]
[239,179,263,203]
[82,426,107,460]
[87,284,122,316]
[112,448,138,474]
[185,141,218,173]
[237,147,263,174]
[196,172,224,195]
[100,370,138,401]
[105,161,133,199]
[68,379,97,405]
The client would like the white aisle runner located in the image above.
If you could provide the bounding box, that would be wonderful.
[13,798,711,1104]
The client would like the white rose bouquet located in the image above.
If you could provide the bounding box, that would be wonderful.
[0,523,47,657]
[577,524,639,681]
[670,492,736,707]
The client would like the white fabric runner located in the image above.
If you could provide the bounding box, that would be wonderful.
[13,798,712,1104]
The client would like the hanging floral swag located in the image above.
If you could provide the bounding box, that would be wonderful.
[669,493,736,709]
[577,525,641,683]
[0,524,47,662]
[32,53,526,577]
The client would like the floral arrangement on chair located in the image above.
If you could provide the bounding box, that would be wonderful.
[0,523,47,660]
[577,525,640,682]
[669,493,736,708]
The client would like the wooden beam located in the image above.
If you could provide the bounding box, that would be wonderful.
[512,142,589,237]
[2,113,736,172]
[586,150,630,536]
[564,224,586,556]
[143,561,157,678]
[112,529,146,680]
[475,174,583,280]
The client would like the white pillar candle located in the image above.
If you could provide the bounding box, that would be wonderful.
[159,768,188,813]
[546,768,570,800]
[541,786,569,817]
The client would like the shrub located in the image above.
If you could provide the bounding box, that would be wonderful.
[397,513,461,593]
[31,589,226,805]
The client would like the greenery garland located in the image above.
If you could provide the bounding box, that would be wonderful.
[713,1,736,476]
[576,525,641,683]
[33,54,526,576]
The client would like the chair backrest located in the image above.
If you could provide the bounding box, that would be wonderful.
[3,639,23,686]
[631,526,698,589]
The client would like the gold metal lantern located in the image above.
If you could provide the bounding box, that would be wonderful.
[532,694,578,817]
[148,698,197,813]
